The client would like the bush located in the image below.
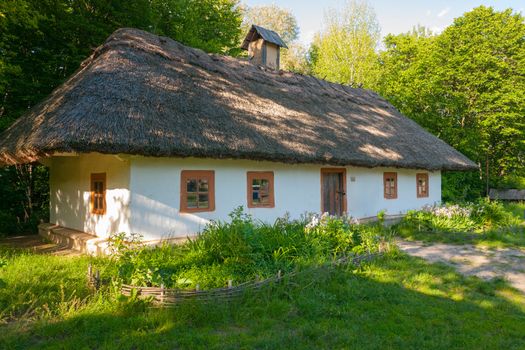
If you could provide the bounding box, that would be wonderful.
[399,199,521,234]
[106,208,393,289]
[0,211,19,237]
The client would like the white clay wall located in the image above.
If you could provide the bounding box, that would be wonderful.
[128,157,441,239]
[49,153,131,238]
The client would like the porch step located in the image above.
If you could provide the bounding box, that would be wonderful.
[38,223,109,255]
[38,223,195,256]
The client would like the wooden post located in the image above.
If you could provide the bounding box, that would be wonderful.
[87,264,93,288]
[95,269,100,290]
[277,270,282,281]
[195,284,200,292]
[486,156,490,198]
[228,279,232,289]
[160,284,165,304]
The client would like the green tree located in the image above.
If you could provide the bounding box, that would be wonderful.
[375,7,525,199]
[434,7,525,190]
[241,4,299,44]
[152,0,242,54]
[310,0,380,87]
[280,42,310,74]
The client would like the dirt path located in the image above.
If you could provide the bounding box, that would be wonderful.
[397,240,525,293]
[0,235,81,256]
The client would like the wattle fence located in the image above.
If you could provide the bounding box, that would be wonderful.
[87,252,382,307]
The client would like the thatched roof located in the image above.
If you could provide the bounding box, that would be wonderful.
[0,28,477,171]
[241,25,288,49]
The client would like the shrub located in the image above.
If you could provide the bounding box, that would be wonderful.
[106,207,392,289]
[0,211,19,237]
[399,199,521,234]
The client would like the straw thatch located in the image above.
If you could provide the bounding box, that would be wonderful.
[0,28,477,170]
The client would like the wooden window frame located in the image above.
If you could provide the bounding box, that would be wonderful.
[320,168,347,214]
[416,173,429,198]
[383,172,398,199]
[247,171,275,208]
[90,173,106,215]
[180,170,215,213]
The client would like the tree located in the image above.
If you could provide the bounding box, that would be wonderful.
[280,42,310,74]
[242,4,299,44]
[433,7,525,190]
[375,7,525,199]
[310,0,380,87]
[152,0,242,54]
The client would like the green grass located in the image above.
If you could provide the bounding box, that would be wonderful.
[1,247,525,349]
[396,202,525,249]
[396,225,525,249]
[1,206,524,349]
[108,209,389,289]
[0,248,107,322]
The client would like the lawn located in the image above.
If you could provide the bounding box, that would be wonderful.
[0,247,525,349]
[396,202,525,249]
[1,206,525,349]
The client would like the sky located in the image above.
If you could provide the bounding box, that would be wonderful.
[243,0,524,45]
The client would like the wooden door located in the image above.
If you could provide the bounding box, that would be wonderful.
[321,168,347,216]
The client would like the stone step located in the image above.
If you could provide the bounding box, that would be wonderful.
[38,223,194,256]
[38,223,108,255]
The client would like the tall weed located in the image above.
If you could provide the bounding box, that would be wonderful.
[400,199,521,234]
[106,207,392,289]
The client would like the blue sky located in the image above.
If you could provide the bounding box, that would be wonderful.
[243,0,524,45]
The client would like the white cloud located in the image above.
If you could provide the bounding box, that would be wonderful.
[437,7,450,18]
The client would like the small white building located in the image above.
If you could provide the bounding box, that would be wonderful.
[0,28,476,249]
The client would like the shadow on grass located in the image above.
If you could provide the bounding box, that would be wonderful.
[1,255,525,349]
[396,225,525,249]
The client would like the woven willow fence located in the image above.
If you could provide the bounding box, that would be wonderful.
[86,252,381,307]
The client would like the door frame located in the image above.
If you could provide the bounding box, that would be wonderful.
[320,168,347,215]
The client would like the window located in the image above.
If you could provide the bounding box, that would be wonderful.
[247,172,275,208]
[383,172,397,199]
[180,170,215,213]
[416,173,429,198]
[90,173,106,215]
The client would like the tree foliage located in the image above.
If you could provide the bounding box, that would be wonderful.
[280,42,310,74]
[374,7,525,199]
[241,4,299,44]
[152,0,242,54]
[310,0,380,87]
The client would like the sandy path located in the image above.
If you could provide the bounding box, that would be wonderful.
[397,240,525,293]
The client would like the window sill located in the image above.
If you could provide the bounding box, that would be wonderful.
[180,208,215,213]
[247,204,275,209]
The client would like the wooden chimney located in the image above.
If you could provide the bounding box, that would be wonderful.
[241,25,287,71]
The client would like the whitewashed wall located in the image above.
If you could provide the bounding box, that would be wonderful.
[347,167,441,218]
[49,153,131,238]
[128,157,441,239]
